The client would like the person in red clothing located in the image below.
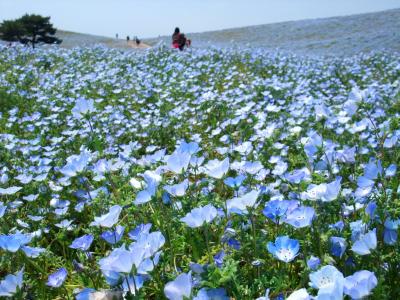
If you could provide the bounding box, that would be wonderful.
[172,27,191,51]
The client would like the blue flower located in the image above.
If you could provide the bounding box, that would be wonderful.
[344,270,377,299]
[180,204,218,228]
[99,245,142,274]
[166,150,191,174]
[307,256,320,270]
[90,205,122,228]
[101,225,125,245]
[227,190,260,214]
[22,246,45,258]
[128,223,152,241]
[287,288,310,300]
[164,179,189,197]
[0,268,23,297]
[329,220,344,232]
[0,232,32,252]
[267,236,299,263]
[284,206,315,228]
[224,175,246,188]
[383,219,399,245]
[47,268,67,288]
[193,287,229,300]
[214,250,225,268]
[122,275,147,295]
[351,229,377,255]
[330,236,347,258]
[203,158,230,179]
[309,265,344,299]
[164,272,192,300]
[70,234,94,251]
[262,200,291,223]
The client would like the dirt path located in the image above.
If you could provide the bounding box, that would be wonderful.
[127,40,151,49]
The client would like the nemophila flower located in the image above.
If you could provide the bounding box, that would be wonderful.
[336,146,356,163]
[330,237,347,258]
[90,205,122,228]
[214,250,225,268]
[267,236,299,263]
[309,265,344,299]
[383,135,398,148]
[101,225,125,245]
[133,231,165,259]
[193,287,229,300]
[99,244,141,274]
[0,232,32,252]
[224,174,246,188]
[287,288,310,300]
[0,268,23,297]
[164,272,192,300]
[329,220,345,232]
[164,179,189,197]
[59,150,92,178]
[70,234,94,251]
[284,206,315,228]
[263,200,294,223]
[180,204,218,228]
[0,186,22,195]
[227,190,260,214]
[344,270,377,299]
[307,256,321,270]
[365,202,377,219]
[302,177,342,202]
[352,228,377,255]
[242,161,264,175]
[72,98,95,118]
[122,275,147,295]
[22,246,45,258]
[385,164,397,177]
[137,251,161,274]
[202,158,230,179]
[350,220,367,241]
[383,218,399,245]
[47,268,67,288]
[128,223,152,241]
[355,160,383,198]
[166,150,191,174]
[285,167,311,184]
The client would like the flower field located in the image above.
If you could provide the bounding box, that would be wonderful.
[0,44,400,299]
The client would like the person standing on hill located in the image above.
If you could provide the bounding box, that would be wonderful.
[172,27,191,51]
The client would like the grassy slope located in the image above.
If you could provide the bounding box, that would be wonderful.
[147,8,400,56]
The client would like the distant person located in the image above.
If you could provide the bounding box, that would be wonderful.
[172,27,191,51]
[116,33,119,39]
[126,35,130,43]
[135,36,141,46]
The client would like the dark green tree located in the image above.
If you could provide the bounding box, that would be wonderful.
[0,20,26,42]
[0,14,62,48]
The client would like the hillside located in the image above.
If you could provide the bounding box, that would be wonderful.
[147,8,400,56]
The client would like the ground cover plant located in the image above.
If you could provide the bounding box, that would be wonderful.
[0,44,400,299]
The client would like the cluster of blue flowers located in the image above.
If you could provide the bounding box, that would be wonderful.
[0,44,399,298]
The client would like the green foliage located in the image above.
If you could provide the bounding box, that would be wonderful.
[0,14,62,48]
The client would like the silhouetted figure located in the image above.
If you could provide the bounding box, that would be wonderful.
[116,33,119,39]
[126,35,130,43]
[172,27,191,51]
[135,36,141,46]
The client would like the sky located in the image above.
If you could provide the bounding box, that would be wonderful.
[0,0,399,38]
